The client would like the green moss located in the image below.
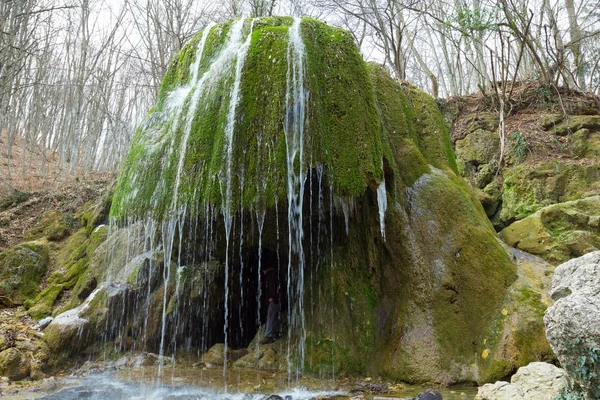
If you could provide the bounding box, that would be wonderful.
[480,359,514,383]
[0,242,49,305]
[500,160,600,224]
[28,283,65,319]
[24,211,69,242]
[401,85,458,174]
[111,17,385,221]
[413,173,516,369]
[501,196,600,263]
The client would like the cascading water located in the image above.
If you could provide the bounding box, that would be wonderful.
[377,180,387,240]
[284,17,308,376]
[221,18,254,375]
[95,16,388,387]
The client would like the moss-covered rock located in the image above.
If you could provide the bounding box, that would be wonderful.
[25,210,69,242]
[95,17,523,385]
[500,161,600,224]
[0,242,49,305]
[455,129,500,165]
[500,196,600,264]
[545,115,600,136]
[0,347,30,380]
[478,248,556,383]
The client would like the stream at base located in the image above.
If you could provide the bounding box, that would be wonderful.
[1,365,479,400]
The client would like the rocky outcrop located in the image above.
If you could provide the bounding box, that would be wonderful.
[500,196,600,264]
[544,251,600,397]
[444,91,600,233]
[475,362,568,400]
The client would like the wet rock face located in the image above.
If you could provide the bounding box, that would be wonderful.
[544,251,600,397]
[475,362,568,400]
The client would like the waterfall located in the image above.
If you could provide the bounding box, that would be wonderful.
[377,180,387,240]
[284,17,308,376]
[101,17,350,381]
[222,18,254,375]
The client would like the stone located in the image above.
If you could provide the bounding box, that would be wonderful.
[500,196,600,264]
[201,343,225,366]
[544,251,600,396]
[477,246,556,383]
[0,347,30,381]
[571,128,589,158]
[36,317,53,331]
[475,362,568,399]
[43,285,106,358]
[455,129,500,164]
[0,242,49,305]
[499,160,600,225]
[547,115,600,136]
[415,389,443,400]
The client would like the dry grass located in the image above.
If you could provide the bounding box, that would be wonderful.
[1,129,117,251]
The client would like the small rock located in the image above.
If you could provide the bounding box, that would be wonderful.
[264,396,283,400]
[37,317,53,330]
[415,389,443,400]
[1,376,9,382]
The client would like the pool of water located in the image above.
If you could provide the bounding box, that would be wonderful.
[0,365,479,400]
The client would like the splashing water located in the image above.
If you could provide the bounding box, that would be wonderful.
[377,180,387,240]
[284,17,308,376]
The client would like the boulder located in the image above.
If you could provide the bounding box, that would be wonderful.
[477,247,556,383]
[500,196,600,264]
[475,362,568,399]
[0,242,49,305]
[24,210,69,241]
[0,347,30,381]
[499,161,600,225]
[455,129,500,164]
[544,251,600,397]
[43,285,106,359]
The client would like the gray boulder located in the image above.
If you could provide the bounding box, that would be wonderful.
[475,362,567,399]
[544,251,600,396]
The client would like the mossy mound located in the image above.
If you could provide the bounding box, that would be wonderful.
[110,17,384,221]
[500,196,600,264]
[98,17,521,384]
[0,242,49,306]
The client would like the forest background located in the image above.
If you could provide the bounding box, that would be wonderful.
[1,0,599,183]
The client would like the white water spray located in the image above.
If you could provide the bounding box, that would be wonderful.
[377,180,387,240]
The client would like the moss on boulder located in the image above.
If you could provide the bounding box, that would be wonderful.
[25,211,69,242]
[478,248,556,383]
[0,242,49,306]
[100,17,525,385]
[0,347,30,380]
[500,196,600,264]
[500,161,600,224]
[455,129,500,165]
